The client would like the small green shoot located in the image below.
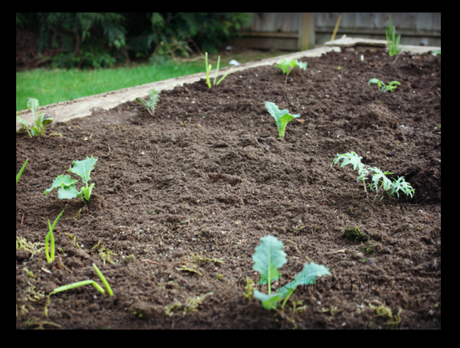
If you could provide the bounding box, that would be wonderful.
[45,210,64,263]
[431,50,441,56]
[343,227,368,242]
[135,89,160,116]
[252,235,330,310]
[265,101,301,138]
[337,66,341,71]
[368,78,401,92]
[244,277,255,300]
[361,242,375,254]
[275,58,307,85]
[205,52,231,88]
[16,158,28,184]
[16,98,53,137]
[385,14,404,56]
[48,263,112,298]
[44,156,97,203]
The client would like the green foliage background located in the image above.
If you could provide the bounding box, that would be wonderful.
[16,12,254,69]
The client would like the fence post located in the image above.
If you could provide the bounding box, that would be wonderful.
[299,13,315,51]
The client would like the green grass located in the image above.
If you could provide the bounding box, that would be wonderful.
[16,50,291,112]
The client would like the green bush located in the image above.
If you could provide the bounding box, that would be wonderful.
[16,13,254,69]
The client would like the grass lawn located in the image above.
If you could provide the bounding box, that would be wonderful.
[16,49,292,111]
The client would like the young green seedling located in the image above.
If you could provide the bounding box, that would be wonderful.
[368,78,400,93]
[331,151,415,200]
[46,263,113,317]
[45,210,64,263]
[431,50,441,56]
[16,98,53,137]
[274,58,307,85]
[265,101,301,138]
[252,235,330,310]
[386,14,404,56]
[205,52,231,88]
[16,159,28,184]
[45,156,97,204]
[135,89,160,116]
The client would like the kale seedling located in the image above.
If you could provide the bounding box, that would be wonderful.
[16,158,28,184]
[385,14,404,56]
[331,151,370,198]
[265,102,301,138]
[252,235,330,310]
[274,58,307,85]
[16,98,53,137]
[331,151,415,201]
[45,210,64,263]
[135,89,160,116]
[368,78,401,92]
[205,52,231,88]
[44,156,97,204]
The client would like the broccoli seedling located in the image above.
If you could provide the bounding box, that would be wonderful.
[368,78,401,92]
[251,235,330,310]
[44,156,97,204]
[274,58,307,85]
[265,102,301,138]
[17,98,53,137]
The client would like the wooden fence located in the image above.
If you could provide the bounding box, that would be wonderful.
[228,13,441,51]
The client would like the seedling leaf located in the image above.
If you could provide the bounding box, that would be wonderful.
[93,263,113,296]
[265,101,301,138]
[44,175,78,197]
[252,235,287,293]
[280,263,331,307]
[16,159,28,184]
[253,290,282,310]
[69,156,97,184]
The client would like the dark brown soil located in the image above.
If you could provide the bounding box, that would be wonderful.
[16,48,441,329]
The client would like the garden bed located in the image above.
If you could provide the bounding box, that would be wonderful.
[16,47,441,329]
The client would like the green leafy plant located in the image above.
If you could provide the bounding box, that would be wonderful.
[252,235,330,310]
[274,58,307,85]
[16,159,28,184]
[331,151,415,201]
[44,156,97,204]
[385,14,404,56]
[45,210,64,263]
[205,52,231,88]
[16,98,53,137]
[265,102,301,138]
[368,78,401,92]
[135,89,160,116]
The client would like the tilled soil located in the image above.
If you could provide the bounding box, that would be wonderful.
[16,48,441,329]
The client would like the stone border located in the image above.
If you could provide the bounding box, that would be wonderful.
[324,37,440,54]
